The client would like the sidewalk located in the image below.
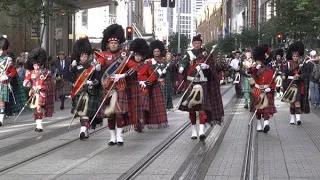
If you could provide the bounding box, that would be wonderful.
[257,100,320,180]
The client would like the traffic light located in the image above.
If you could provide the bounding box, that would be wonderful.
[126,27,133,40]
[161,0,175,8]
[277,33,282,44]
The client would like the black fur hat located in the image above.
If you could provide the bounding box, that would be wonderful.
[129,38,149,57]
[0,35,9,51]
[101,24,125,51]
[71,38,92,63]
[275,49,284,57]
[253,44,269,62]
[286,41,304,60]
[150,40,165,52]
[192,34,202,42]
[28,48,47,66]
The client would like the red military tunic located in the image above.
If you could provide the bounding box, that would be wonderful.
[250,66,277,116]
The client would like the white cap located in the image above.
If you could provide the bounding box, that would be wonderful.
[310,50,317,56]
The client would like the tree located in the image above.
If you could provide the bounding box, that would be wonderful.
[215,35,236,54]
[168,33,190,54]
[0,0,77,46]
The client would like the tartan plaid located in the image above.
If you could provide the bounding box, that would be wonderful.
[73,87,101,118]
[164,69,173,109]
[56,80,72,96]
[0,85,8,102]
[179,62,224,124]
[146,82,168,128]
[251,92,277,115]
[242,77,252,93]
[43,76,55,115]
[6,76,28,114]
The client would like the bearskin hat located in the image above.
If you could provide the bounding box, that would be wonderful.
[150,40,165,52]
[101,24,125,51]
[0,35,9,51]
[286,41,304,60]
[275,49,284,57]
[71,38,92,63]
[129,38,150,57]
[253,44,270,62]
[24,48,47,70]
[192,34,202,42]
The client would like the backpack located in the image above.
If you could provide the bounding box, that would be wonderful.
[310,61,320,80]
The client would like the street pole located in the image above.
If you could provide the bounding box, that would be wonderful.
[177,0,181,54]
[166,0,170,49]
[128,0,132,27]
[258,0,261,44]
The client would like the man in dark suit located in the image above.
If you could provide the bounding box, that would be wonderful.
[55,51,72,110]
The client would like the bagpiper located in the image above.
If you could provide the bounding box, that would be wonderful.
[178,34,224,140]
[240,50,254,109]
[273,49,286,98]
[69,38,102,139]
[0,35,27,126]
[23,48,55,132]
[95,24,139,146]
[282,41,310,125]
[128,38,168,132]
[249,44,277,133]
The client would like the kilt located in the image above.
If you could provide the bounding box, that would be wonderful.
[0,85,9,102]
[6,76,28,115]
[251,92,277,115]
[242,76,252,93]
[42,76,55,115]
[56,80,72,96]
[146,82,168,128]
[73,88,101,118]
[284,79,310,113]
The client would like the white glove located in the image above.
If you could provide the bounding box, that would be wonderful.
[256,64,261,69]
[112,74,126,82]
[196,65,201,72]
[265,88,271,92]
[200,63,209,69]
[157,69,163,76]
[139,81,147,88]
[86,80,93,86]
[179,67,184,73]
[162,69,167,74]
[299,64,303,67]
[95,63,101,71]
[72,60,77,67]
[0,75,8,82]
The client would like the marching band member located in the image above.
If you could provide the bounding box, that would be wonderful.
[128,38,168,132]
[178,34,224,140]
[0,35,27,126]
[282,42,310,125]
[241,50,254,109]
[23,48,55,132]
[230,51,242,97]
[274,49,286,98]
[69,38,101,139]
[249,44,277,133]
[95,24,139,146]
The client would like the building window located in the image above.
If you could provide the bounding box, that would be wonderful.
[82,9,88,27]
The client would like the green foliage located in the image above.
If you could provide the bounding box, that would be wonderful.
[168,33,190,54]
[215,35,236,53]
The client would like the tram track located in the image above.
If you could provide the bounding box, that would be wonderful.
[0,85,234,179]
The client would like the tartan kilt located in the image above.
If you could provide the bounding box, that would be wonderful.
[41,77,55,114]
[73,88,101,118]
[242,76,252,93]
[179,80,224,124]
[56,80,72,96]
[145,82,168,128]
[0,85,9,102]
[251,92,277,115]
[6,76,28,114]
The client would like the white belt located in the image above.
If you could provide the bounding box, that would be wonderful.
[288,76,294,80]
[255,84,269,89]
[187,76,208,82]
[158,78,165,81]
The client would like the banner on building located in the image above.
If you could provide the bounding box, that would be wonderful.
[252,0,257,27]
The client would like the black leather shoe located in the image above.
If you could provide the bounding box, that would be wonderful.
[35,128,43,132]
[199,134,206,141]
[263,125,270,133]
[117,142,124,146]
[191,136,197,139]
[0,122,2,126]
[108,141,116,146]
[80,132,85,140]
